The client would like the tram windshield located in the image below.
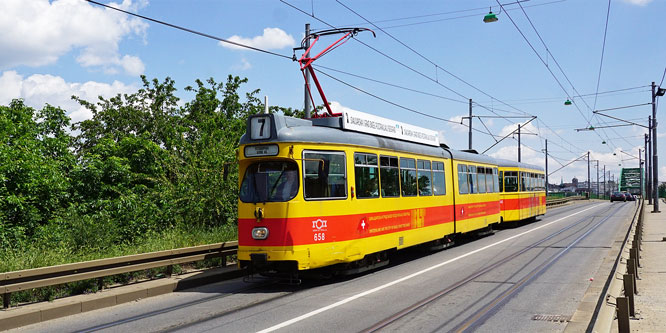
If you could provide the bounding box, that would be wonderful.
[239,161,299,203]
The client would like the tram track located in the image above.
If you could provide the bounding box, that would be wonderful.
[362,202,622,333]
[72,279,293,333]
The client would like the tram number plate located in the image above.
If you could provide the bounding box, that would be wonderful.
[314,233,326,242]
[250,116,271,140]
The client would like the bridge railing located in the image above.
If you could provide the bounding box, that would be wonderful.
[1,241,237,309]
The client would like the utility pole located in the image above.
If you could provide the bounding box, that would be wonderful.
[646,131,651,203]
[303,23,312,118]
[596,160,599,198]
[638,148,643,197]
[518,124,521,162]
[604,165,606,200]
[587,152,591,196]
[651,81,660,212]
[468,99,473,150]
[545,139,548,195]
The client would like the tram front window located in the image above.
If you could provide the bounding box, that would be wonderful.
[240,161,299,203]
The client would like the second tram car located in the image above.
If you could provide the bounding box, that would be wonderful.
[497,160,546,223]
[238,112,545,275]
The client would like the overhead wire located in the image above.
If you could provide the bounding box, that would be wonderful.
[339,0,567,30]
[85,0,293,60]
[283,0,591,158]
[312,66,496,137]
[504,0,622,152]
[336,0,539,124]
[335,0,561,152]
[314,64,467,104]
[592,0,612,111]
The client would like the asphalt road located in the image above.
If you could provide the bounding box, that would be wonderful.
[14,200,636,333]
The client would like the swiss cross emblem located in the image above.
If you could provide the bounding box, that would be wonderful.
[358,217,368,233]
[460,207,465,216]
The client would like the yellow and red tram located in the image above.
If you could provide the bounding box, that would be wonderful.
[497,160,546,223]
[237,112,545,274]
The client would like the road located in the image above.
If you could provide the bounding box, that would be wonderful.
[15,200,636,333]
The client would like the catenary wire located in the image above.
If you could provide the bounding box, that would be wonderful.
[283,0,592,158]
[85,0,292,60]
[592,0,612,111]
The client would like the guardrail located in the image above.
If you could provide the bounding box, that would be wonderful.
[589,198,643,332]
[1,241,238,309]
[546,195,586,207]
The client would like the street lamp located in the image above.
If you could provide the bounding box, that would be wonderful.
[483,7,499,23]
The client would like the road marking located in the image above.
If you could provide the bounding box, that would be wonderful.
[257,203,605,333]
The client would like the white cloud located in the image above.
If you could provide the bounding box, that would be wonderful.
[0,71,136,123]
[231,58,252,71]
[0,0,148,75]
[447,115,469,133]
[220,28,295,51]
[622,0,653,5]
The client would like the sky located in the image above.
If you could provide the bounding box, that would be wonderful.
[1,0,664,186]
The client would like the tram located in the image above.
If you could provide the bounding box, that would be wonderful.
[237,111,545,275]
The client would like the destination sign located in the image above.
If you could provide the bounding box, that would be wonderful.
[342,109,440,146]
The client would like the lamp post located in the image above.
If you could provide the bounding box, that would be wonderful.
[651,81,663,212]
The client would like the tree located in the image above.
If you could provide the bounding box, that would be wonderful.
[0,100,74,247]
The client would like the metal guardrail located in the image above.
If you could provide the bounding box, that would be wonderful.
[1,241,237,309]
[546,196,586,207]
[589,198,643,332]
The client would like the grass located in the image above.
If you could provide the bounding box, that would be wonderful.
[0,223,237,273]
[0,224,238,307]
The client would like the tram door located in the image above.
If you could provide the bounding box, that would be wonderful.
[530,193,536,218]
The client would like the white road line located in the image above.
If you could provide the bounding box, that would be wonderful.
[257,203,605,333]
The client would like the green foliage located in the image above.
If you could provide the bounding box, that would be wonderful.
[0,74,266,271]
[0,100,74,246]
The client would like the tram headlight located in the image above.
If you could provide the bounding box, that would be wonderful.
[252,227,269,240]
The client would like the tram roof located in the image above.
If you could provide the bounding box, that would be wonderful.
[494,158,544,172]
[240,114,500,165]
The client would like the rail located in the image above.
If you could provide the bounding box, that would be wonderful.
[1,241,238,309]
[546,195,586,206]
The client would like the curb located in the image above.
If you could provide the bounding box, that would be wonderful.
[0,266,243,331]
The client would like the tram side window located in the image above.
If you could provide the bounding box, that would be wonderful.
[493,168,502,193]
[504,171,519,192]
[417,160,432,196]
[539,174,545,191]
[468,165,477,194]
[499,170,504,192]
[520,172,527,192]
[486,167,494,193]
[477,167,487,193]
[433,161,446,196]
[530,173,536,191]
[458,164,469,194]
[380,155,400,197]
[400,158,417,196]
[303,151,347,199]
[355,153,379,199]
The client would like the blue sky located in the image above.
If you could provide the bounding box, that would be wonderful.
[1,0,664,185]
